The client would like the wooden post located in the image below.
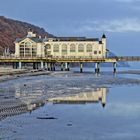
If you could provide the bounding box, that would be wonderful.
[97,62,100,73]
[53,63,55,71]
[50,63,53,71]
[95,63,98,73]
[48,63,50,71]
[67,62,70,71]
[16,62,18,69]
[37,62,39,69]
[80,62,83,73]
[13,62,15,69]
[61,63,64,71]
[33,63,36,69]
[113,62,116,73]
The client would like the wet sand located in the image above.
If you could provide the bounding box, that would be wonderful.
[0,70,140,118]
[118,70,140,75]
[0,68,140,139]
[0,67,51,82]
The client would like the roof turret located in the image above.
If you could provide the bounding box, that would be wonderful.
[102,34,106,38]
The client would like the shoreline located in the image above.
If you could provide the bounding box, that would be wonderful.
[0,67,52,83]
[0,67,140,83]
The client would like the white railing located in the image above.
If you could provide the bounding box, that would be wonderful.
[0,55,119,60]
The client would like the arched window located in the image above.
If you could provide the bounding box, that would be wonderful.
[25,42,32,57]
[70,44,76,53]
[19,41,37,57]
[45,44,51,49]
[19,42,24,57]
[53,44,59,52]
[62,44,67,55]
[32,44,37,57]
[20,42,24,47]
[86,44,92,52]
[44,44,51,56]
[25,42,32,47]
[78,44,84,52]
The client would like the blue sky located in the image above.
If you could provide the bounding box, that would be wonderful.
[1,0,140,55]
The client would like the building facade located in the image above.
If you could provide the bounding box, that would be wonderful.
[49,88,108,108]
[15,31,107,58]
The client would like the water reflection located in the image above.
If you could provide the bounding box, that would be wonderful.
[0,83,108,121]
[15,83,45,111]
[0,84,45,121]
[49,88,108,108]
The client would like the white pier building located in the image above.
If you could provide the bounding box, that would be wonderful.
[15,31,107,58]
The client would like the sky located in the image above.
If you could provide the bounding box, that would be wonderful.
[0,0,140,56]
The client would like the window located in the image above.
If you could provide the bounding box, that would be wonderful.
[20,42,24,48]
[86,44,92,52]
[99,51,101,54]
[20,48,24,51]
[94,51,97,54]
[19,41,37,57]
[45,44,51,49]
[78,44,84,52]
[62,44,67,53]
[25,42,32,47]
[70,44,76,52]
[53,44,59,52]
[44,44,51,56]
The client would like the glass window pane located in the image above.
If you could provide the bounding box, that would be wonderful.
[70,44,76,52]
[78,44,84,52]
[53,44,59,52]
[86,44,92,52]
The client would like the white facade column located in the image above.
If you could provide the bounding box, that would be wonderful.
[84,43,86,56]
[76,43,78,57]
[42,44,45,57]
[15,43,20,57]
[37,43,42,57]
[67,44,70,57]
[102,35,106,58]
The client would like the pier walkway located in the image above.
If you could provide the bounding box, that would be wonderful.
[0,56,139,62]
[0,56,139,73]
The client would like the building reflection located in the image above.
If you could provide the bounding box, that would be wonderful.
[0,84,45,121]
[15,83,45,111]
[49,88,108,108]
[0,86,108,121]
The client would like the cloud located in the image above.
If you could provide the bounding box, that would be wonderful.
[78,18,140,33]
